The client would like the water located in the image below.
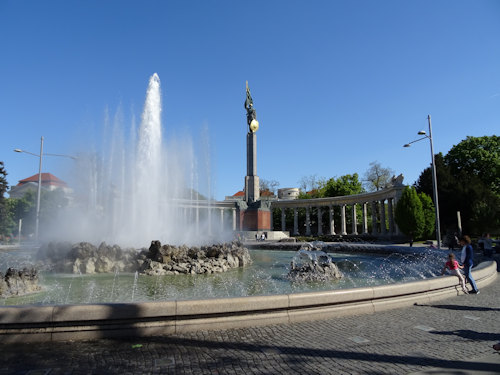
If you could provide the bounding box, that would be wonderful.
[0,248,446,306]
[46,73,224,247]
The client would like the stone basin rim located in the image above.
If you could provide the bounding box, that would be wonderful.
[0,260,496,343]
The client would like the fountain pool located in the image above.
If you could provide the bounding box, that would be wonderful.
[1,246,445,306]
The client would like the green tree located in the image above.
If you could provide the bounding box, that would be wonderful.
[418,192,435,239]
[321,173,364,197]
[363,161,394,192]
[415,136,500,234]
[395,186,425,244]
[445,135,499,194]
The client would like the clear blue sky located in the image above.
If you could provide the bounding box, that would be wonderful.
[1,0,499,200]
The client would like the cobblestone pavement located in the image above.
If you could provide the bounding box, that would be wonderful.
[1,263,499,374]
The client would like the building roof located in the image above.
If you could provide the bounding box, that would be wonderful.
[17,173,68,188]
[232,191,245,197]
[260,189,275,197]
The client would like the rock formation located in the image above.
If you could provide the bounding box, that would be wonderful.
[0,268,41,297]
[138,240,252,276]
[37,240,252,275]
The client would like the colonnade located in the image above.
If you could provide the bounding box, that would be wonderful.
[178,200,237,235]
[270,186,404,238]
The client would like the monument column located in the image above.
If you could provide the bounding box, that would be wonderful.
[232,208,237,231]
[244,130,260,203]
[239,81,271,231]
[281,208,286,232]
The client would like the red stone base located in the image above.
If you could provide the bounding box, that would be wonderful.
[239,208,271,231]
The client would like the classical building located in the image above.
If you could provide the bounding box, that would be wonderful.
[8,173,72,199]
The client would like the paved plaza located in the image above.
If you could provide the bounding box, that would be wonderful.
[1,258,499,375]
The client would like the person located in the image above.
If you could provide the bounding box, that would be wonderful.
[460,235,479,294]
[441,253,468,294]
[494,343,500,351]
[478,233,494,257]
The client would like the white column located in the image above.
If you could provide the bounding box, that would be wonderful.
[293,207,299,235]
[317,207,323,235]
[351,203,358,235]
[220,208,224,231]
[341,204,347,235]
[329,205,335,235]
[232,208,236,231]
[305,206,311,236]
[362,202,368,234]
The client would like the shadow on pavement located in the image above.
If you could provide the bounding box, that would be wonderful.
[414,303,500,312]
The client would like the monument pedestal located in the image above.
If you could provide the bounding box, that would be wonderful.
[237,201,271,231]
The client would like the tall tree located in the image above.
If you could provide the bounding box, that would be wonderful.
[415,136,500,234]
[418,192,435,239]
[363,161,395,191]
[395,186,425,244]
[445,135,500,194]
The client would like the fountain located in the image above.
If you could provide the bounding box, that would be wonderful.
[0,74,497,342]
[50,73,224,247]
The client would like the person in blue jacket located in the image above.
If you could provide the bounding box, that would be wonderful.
[460,235,479,294]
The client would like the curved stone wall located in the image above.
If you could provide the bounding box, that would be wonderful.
[0,261,496,343]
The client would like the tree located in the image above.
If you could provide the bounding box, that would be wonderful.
[418,192,435,239]
[321,174,364,197]
[297,174,322,194]
[395,186,425,244]
[363,161,395,192]
[260,179,280,195]
[444,135,499,194]
[415,136,500,234]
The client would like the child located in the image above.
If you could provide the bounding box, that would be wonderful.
[441,253,468,294]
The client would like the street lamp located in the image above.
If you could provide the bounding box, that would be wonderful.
[403,115,441,249]
[14,136,76,243]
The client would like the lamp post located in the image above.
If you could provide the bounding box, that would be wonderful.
[403,115,441,249]
[14,136,76,243]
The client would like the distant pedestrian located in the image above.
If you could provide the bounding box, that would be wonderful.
[441,253,468,294]
[460,235,479,294]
